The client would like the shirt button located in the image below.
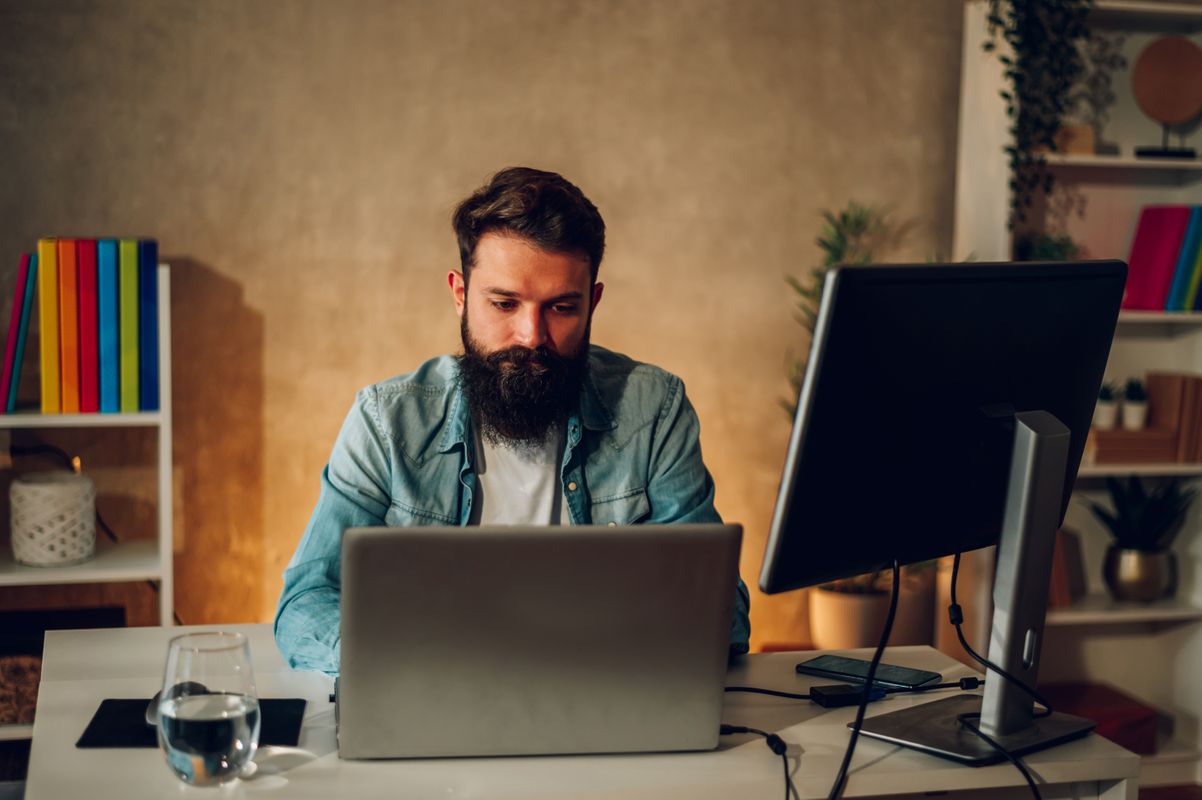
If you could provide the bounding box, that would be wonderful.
[567,482,578,492]
[607,521,616,527]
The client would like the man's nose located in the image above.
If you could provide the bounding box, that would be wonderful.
[513,307,548,348]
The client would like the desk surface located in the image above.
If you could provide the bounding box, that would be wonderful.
[26,624,1139,799]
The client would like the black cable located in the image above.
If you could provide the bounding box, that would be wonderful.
[880,676,983,694]
[719,724,793,800]
[827,559,900,800]
[949,551,1045,799]
[950,552,1052,717]
[956,712,1043,799]
[725,686,810,700]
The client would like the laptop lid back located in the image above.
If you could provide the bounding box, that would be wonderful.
[338,523,741,759]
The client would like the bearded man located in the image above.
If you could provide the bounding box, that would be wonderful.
[274,167,751,674]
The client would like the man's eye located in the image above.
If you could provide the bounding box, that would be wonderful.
[491,300,517,311]
[552,304,578,314]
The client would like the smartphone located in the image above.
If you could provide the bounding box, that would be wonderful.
[795,654,941,690]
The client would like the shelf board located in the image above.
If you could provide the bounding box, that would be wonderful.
[1141,735,1202,787]
[0,411,163,429]
[1046,594,1202,626]
[0,538,162,586]
[1078,462,1202,477]
[0,723,32,742]
[1089,0,1202,32]
[1045,153,1202,171]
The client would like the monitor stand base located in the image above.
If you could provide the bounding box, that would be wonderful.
[855,694,1095,766]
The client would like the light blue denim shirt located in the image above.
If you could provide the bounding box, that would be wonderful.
[274,345,752,674]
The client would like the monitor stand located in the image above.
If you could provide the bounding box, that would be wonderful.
[856,410,1094,765]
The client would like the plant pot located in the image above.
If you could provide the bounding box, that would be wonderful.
[1053,123,1096,155]
[1102,546,1177,602]
[809,586,890,650]
[1121,401,1148,431]
[1093,400,1118,430]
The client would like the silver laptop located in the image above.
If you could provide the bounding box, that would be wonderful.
[337,523,741,759]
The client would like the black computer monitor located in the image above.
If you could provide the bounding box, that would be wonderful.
[759,260,1126,763]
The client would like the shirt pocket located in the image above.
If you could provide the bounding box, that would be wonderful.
[589,487,650,526]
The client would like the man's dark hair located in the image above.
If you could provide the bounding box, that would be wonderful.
[452,167,606,282]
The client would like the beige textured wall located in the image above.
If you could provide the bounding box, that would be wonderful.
[0,0,963,649]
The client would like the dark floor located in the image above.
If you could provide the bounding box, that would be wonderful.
[0,740,29,783]
[1141,787,1202,800]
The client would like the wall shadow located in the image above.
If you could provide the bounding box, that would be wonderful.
[169,258,265,625]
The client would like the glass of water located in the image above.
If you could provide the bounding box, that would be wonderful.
[157,631,261,786]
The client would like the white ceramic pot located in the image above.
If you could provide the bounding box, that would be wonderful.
[1093,400,1118,430]
[1121,401,1147,431]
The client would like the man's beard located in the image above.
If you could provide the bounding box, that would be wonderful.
[457,314,590,448]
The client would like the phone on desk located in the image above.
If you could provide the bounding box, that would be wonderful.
[795,654,941,690]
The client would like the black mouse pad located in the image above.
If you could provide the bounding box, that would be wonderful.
[76,698,307,748]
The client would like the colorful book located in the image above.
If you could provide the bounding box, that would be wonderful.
[0,254,32,411]
[1186,230,1202,310]
[1165,207,1202,310]
[137,239,159,411]
[97,239,120,413]
[37,238,60,413]
[77,239,100,413]
[1124,206,1192,310]
[57,238,80,413]
[8,253,38,413]
[118,238,139,412]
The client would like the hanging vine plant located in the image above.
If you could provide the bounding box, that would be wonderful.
[984,0,1093,230]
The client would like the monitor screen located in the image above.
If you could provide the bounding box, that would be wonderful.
[759,261,1126,594]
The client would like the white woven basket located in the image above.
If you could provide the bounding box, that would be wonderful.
[10,472,97,567]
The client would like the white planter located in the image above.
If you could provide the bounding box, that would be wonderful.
[1093,400,1118,430]
[1121,401,1147,431]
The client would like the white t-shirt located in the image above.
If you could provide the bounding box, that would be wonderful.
[468,425,573,525]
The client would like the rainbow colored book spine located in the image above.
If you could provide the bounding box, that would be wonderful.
[118,238,140,412]
[37,238,60,413]
[97,239,120,413]
[8,253,38,413]
[57,238,80,413]
[77,239,100,413]
[137,239,159,411]
[0,254,32,411]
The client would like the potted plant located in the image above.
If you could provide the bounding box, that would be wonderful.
[1093,381,1118,430]
[1065,30,1128,156]
[1122,377,1147,431]
[1087,477,1194,602]
[783,201,891,417]
[808,563,937,650]
[1013,232,1081,262]
[809,571,890,650]
[983,0,1092,228]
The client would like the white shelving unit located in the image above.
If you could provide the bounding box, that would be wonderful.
[955,2,1202,787]
[0,265,172,623]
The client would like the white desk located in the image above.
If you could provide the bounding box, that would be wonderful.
[26,625,1139,799]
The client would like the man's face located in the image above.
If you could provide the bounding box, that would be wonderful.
[449,231,603,358]
[449,231,604,445]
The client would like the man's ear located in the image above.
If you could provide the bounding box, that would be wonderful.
[449,270,467,318]
[590,281,604,313]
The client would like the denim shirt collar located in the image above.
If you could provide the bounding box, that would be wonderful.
[435,366,617,457]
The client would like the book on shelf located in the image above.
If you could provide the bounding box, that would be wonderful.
[1166,207,1202,311]
[11,237,160,416]
[97,239,119,413]
[1123,205,1191,311]
[1,254,33,412]
[1092,427,1177,464]
[5,254,38,413]
[1047,527,1086,609]
[57,238,80,414]
[118,238,139,413]
[36,238,60,414]
[77,239,99,413]
[137,239,158,412]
